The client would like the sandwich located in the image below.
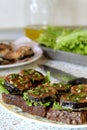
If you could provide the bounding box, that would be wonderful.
[0,69,87,125]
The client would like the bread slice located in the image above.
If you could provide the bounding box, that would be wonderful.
[2,93,47,117]
[47,108,87,124]
[2,93,87,124]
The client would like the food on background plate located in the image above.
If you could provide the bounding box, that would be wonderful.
[0,69,87,124]
[4,46,34,61]
[0,42,34,65]
[0,43,13,57]
[37,26,87,55]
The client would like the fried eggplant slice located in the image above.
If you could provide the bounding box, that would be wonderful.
[71,84,87,94]
[28,84,57,103]
[52,82,71,94]
[60,93,87,110]
[4,73,32,94]
[20,69,45,85]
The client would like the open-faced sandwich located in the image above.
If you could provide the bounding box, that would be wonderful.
[0,69,87,125]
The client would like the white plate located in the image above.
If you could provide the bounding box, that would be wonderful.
[0,37,43,69]
[0,96,87,129]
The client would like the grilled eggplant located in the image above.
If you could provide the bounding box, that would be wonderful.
[28,84,57,103]
[52,82,71,94]
[71,84,87,94]
[68,77,87,85]
[60,93,87,110]
[20,69,45,86]
[4,73,32,94]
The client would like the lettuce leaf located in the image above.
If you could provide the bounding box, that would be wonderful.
[0,78,9,94]
[37,26,79,48]
[38,26,87,55]
[23,91,51,107]
[56,30,87,55]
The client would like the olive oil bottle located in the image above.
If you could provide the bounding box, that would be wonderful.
[24,0,57,41]
[24,25,46,41]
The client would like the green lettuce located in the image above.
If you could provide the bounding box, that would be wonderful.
[37,26,75,48]
[23,91,51,107]
[42,71,51,83]
[0,78,9,94]
[38,26,87,55]
[56,30,87,55]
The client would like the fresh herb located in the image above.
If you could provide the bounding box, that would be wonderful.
[10,73,19,79]
[28,85,50,96]
[52,101,63,110]
[53,82,71,90]
[67,93,87,102]
[0,78,9,94]
[43,71,50,83]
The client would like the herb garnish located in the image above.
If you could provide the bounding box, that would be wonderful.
[0,78,9,94]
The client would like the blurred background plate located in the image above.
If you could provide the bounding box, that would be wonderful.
[0,46,42,69]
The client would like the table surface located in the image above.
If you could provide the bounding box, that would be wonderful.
[0,56,87,130]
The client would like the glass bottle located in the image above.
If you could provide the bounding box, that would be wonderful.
[24,0,57,41]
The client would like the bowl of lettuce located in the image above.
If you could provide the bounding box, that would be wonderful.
[37,26,87,66]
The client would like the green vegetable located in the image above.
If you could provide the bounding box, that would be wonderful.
[53,82,71,90]
[37,26,75,48]
[42,71,50,83]
[0,78,9,94]
[23,91,51,107]
[37,26,87,55]
[52,101,63,110]
[67,93,87,102]
[23,91,32,106]
[56,30,87,55]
